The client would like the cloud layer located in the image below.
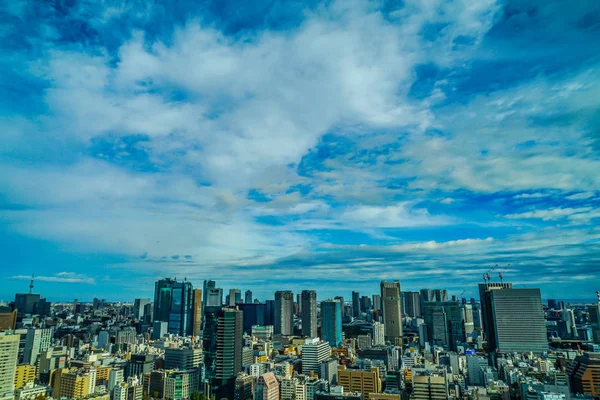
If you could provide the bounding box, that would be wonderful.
[1,0,599,301]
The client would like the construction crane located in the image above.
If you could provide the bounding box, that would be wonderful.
[485,264,498,283]
[596,291,600,305]
[499,263,511,283]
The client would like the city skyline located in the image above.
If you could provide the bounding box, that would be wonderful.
[2,0,600,301]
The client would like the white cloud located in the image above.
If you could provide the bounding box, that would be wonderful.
[12,273,95,284]
[513,193,546,199]
[505,207,592,221]
[440,197,455,204]
[340,202,452,228]
[566,192,595,200]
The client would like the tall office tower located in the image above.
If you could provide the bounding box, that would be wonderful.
[477,282,512,339]
[164,347,202,370]
[245,290,253,304]
[411,368,449,400]
[154,278,175,323]
[265,300,275,325]
[204,307,243,398]
[235,373,254,400]
[297,294,302,314]
[561,309,578,338]
[423,301,465,351]
[381,281,403,344]
[203,280,216,306]
[0,334,19,400]
[486,288,547,354]
[168,280,194,336]
[372,295,381,312]
[192,289,202,337]
[462,304,475,337]
[337,366,381,400]
[301,291,317,338]
[207,288,224,307]
[360,296,371,312]
[23,328,52,365]
[372,322,385,346]
[434,290,448,302]
[566,352,600,398]
[403,292,421,318]
[238,303,266,332]
[548,299,558,309]
[321,300,343,347]
[352,292,361,318]
[133,298,150,320]
[302,338,331,376]
[256,372,279,400]
[229,289,242,306]
[274,291,294,336]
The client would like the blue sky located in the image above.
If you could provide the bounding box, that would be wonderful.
[1,0,599,302]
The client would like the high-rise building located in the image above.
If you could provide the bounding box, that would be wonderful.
[245,290,253,304]
[229,289,242,306]
[164,370,199,400]
[204,307,243,398]
[192,289,202,337]
[0,334,19,400]
[372,322,385,346]
[423,301,465,351]
[203,280,216,306]
[301,291,317,338]
[23,328,52,366]
[567,352,600,398]
[302,338,331,376]
[13,276,42,318]
[487,288,547,354]
[154,278,175,324]
[133,298,151,320]
[477,282,512,340]
[380,281,403,344]
[403,292,421,318]
[372,295,381,312]
[352,292,361,319]
[320,358,339,386]
[164,347,202,370]
[152,321,168,340]
[274,291,294,336]
[168,280,194,336]
[321,300,343,347]
[239,303,266,333]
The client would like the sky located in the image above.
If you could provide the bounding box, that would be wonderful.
[1,0,599,303]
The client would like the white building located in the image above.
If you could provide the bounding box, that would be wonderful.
[302,338,331,377]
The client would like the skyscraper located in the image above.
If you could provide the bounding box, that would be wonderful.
[204,307,243,399]
[0,334,19,400]
[321,300,343,347]
[274,291,294,336]
[301,338,331,376]
[352,291,361,318]
[203,280,216,306]
[487,288,547,354]
[477,282,512,340]
[23,328,53,365]
[192,289,202,337]
[154,278,175,324]
[372,295,381,312]
[245,290,253,304]
[381,281,403,344]
[168,280,194,336]
[229,289,242,306]
[301,290,317,338]
[133,298,150,320]
[403,292,421,318]
[423,301,465,351]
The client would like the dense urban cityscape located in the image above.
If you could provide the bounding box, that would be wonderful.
[1,275,599,400]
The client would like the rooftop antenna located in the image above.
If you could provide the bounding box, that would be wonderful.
[29,273,34,294]
[596,291,600,305]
